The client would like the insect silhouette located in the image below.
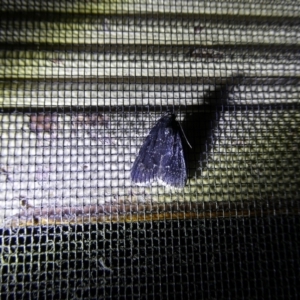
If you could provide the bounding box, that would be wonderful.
[131,113,189,188]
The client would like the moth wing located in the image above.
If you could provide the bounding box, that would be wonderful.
[130,121,165,185]
[157,130,187,188]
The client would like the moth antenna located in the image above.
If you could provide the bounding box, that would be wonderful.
[178,121,192,149]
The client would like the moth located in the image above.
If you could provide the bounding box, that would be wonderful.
[131,113,189,189]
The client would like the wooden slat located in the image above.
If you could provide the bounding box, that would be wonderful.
[1,1,299,18]
[4,200,300,227]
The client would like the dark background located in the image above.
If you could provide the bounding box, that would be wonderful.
[1,215,299,299]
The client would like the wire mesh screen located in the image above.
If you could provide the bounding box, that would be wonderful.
[0,1,300,299]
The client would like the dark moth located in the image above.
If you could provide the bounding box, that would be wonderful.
[131,113,187,188]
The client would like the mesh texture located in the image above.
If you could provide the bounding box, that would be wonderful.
[0,1,300,299]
